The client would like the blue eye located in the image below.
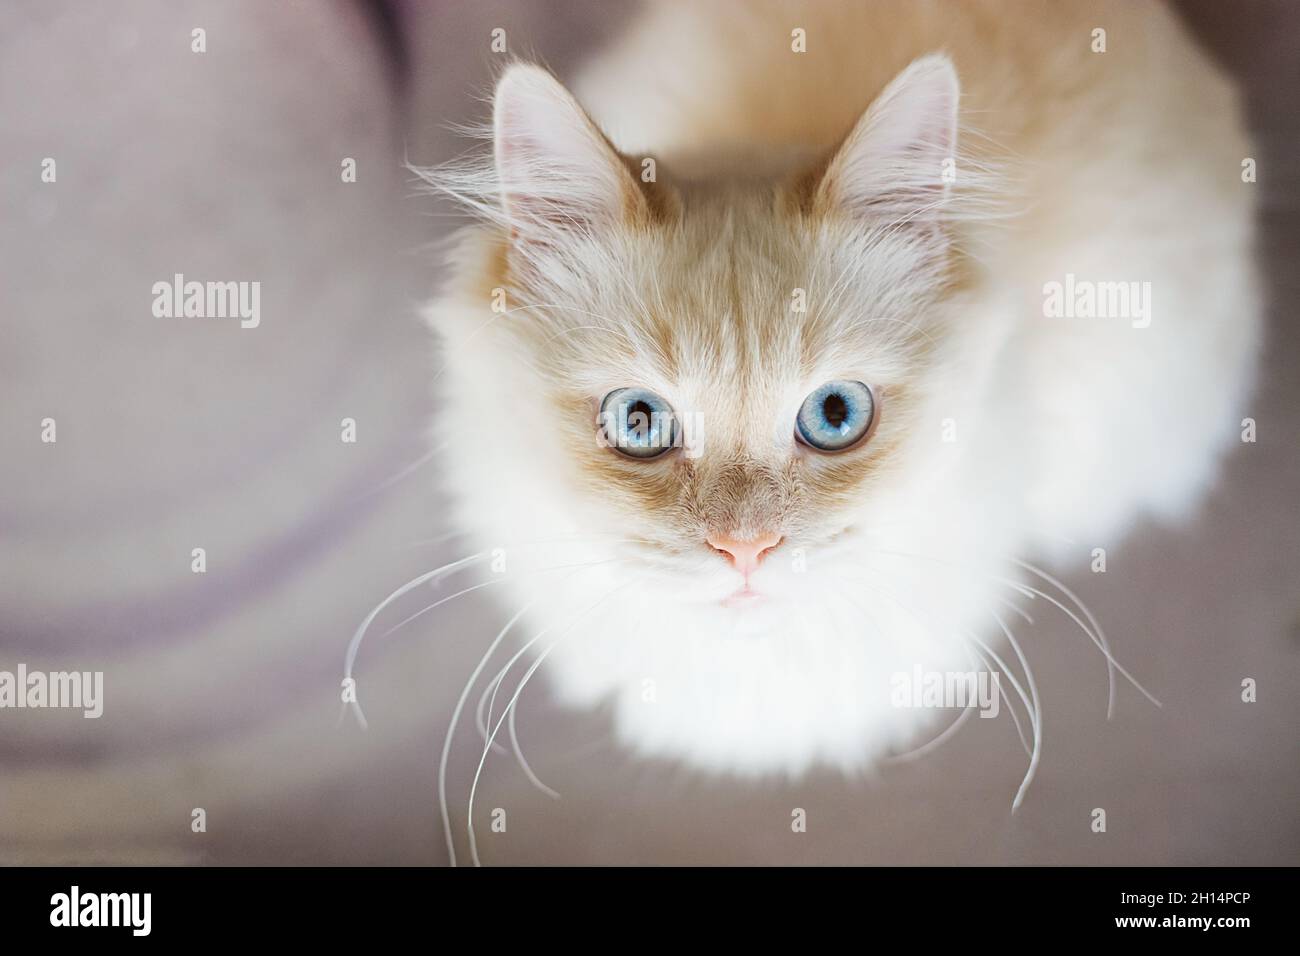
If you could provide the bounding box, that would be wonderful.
[795,381,875,452]
[599,387,678,459]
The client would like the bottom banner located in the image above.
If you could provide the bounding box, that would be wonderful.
[0,866,1286,940]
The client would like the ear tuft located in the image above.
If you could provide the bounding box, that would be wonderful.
[816,54,960,222]
[493,63,642,241]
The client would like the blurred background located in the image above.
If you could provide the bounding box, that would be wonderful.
[1,0,1297,865]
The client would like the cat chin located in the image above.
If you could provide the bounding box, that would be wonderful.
[609,703,948,779]
[525,583,980,776]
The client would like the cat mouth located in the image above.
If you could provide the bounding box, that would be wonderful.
[720,588,765,609]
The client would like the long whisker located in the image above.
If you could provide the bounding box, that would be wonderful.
[440,603,531,867]
[883,639,983,765]
[466,576,643,867]
[476,660,510,755]
[966,626,1040,811]
[475,644,588,776]
[443,557,635,864]
[991,574,1160,710]
[478,564,627,741]
[356,440,449,501]
[1013,559,1116,718]
[380,557,622,638]
[377,578,506,640]
[840,545,1157,711]
[883,699,975,763]
[508,694,560,800]
[969,643,1032,757]
[347,549,629,731]
[996,595,1035,626]
[342,553,488,729]
[406,529,469,549]
[830,563,1037,789]
[991,606,1043,800]
[828,568,982,760]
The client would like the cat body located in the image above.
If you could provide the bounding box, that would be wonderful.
[428,0,1259,776]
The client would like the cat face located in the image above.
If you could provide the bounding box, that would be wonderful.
[504,205,937,599]
[431,58,993,773]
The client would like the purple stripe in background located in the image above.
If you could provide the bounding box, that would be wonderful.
[2,425,438,655]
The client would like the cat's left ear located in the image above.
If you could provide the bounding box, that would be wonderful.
[815,54,959,221]
[493,63,647,245]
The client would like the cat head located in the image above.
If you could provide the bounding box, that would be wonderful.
[427,56,993,771]
[437,56,970,569]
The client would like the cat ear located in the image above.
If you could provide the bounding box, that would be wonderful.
[493,63,644,243]
[815,54,959,221]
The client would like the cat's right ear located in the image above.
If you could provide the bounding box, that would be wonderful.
[493,64,646,248]
[814,54,960,223]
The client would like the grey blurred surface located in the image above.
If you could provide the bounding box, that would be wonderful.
[0,0,1296,865]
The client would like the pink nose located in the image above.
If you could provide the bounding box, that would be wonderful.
[706,532,782,577]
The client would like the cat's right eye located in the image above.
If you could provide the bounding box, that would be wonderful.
[795,380,876,452]
[598,387,679,459]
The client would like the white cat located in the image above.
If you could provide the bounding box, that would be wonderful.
[422,0,1259,783]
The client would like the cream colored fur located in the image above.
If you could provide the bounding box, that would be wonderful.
[425,0,1259,780]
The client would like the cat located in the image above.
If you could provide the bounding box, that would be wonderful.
[421,0,1260,784]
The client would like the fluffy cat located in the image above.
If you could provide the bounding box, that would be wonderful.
[423,0,1259,782]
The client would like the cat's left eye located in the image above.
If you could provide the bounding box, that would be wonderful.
[598,387,679,459]
[795,380,876,452]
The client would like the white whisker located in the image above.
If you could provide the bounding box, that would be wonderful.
[357,440,449,501]
[342,553,488,730]
[967,625,1040,811]
[993,574,1160,710]
[377,579,505,640]
[467,576,643,867]
[508,694,560,800]
[991,607,1042,805]
[440,603,531,867]
[884,698,976,763]
[380,557,621,638]
[1013,559,1118,718]
[970,643,1032,757]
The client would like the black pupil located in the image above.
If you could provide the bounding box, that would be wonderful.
[628,400,654,439]
[822,392,848,429]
